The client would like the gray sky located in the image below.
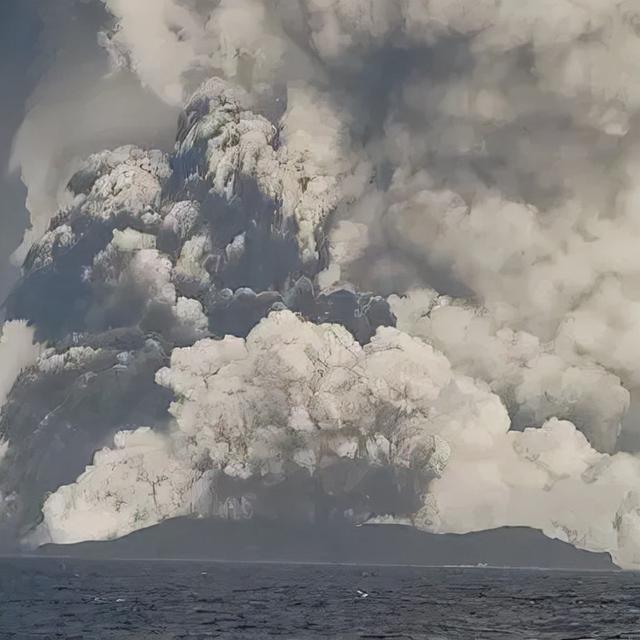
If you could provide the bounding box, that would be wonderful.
[0,1,41,305]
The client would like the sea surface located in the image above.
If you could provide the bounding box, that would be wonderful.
[1,557,639,639]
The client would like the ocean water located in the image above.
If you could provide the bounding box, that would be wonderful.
[1,557,639,639]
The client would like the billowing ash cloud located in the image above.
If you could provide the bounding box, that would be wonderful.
[4,0,640,567]
[9,0,178,264]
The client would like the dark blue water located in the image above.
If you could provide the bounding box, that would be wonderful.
[1,557,639,639]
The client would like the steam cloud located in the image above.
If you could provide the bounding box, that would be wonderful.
[3,0,640,568]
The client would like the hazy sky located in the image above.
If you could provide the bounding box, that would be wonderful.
[0,2,41,305]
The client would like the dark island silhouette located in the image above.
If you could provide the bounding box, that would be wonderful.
[37,517,617,571]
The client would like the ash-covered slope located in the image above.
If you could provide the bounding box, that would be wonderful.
[38,517,616,571]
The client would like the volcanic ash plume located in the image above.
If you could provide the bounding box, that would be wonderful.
[5,0,640,567]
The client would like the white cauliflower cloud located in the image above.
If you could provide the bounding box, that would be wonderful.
[37,311,640,569]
